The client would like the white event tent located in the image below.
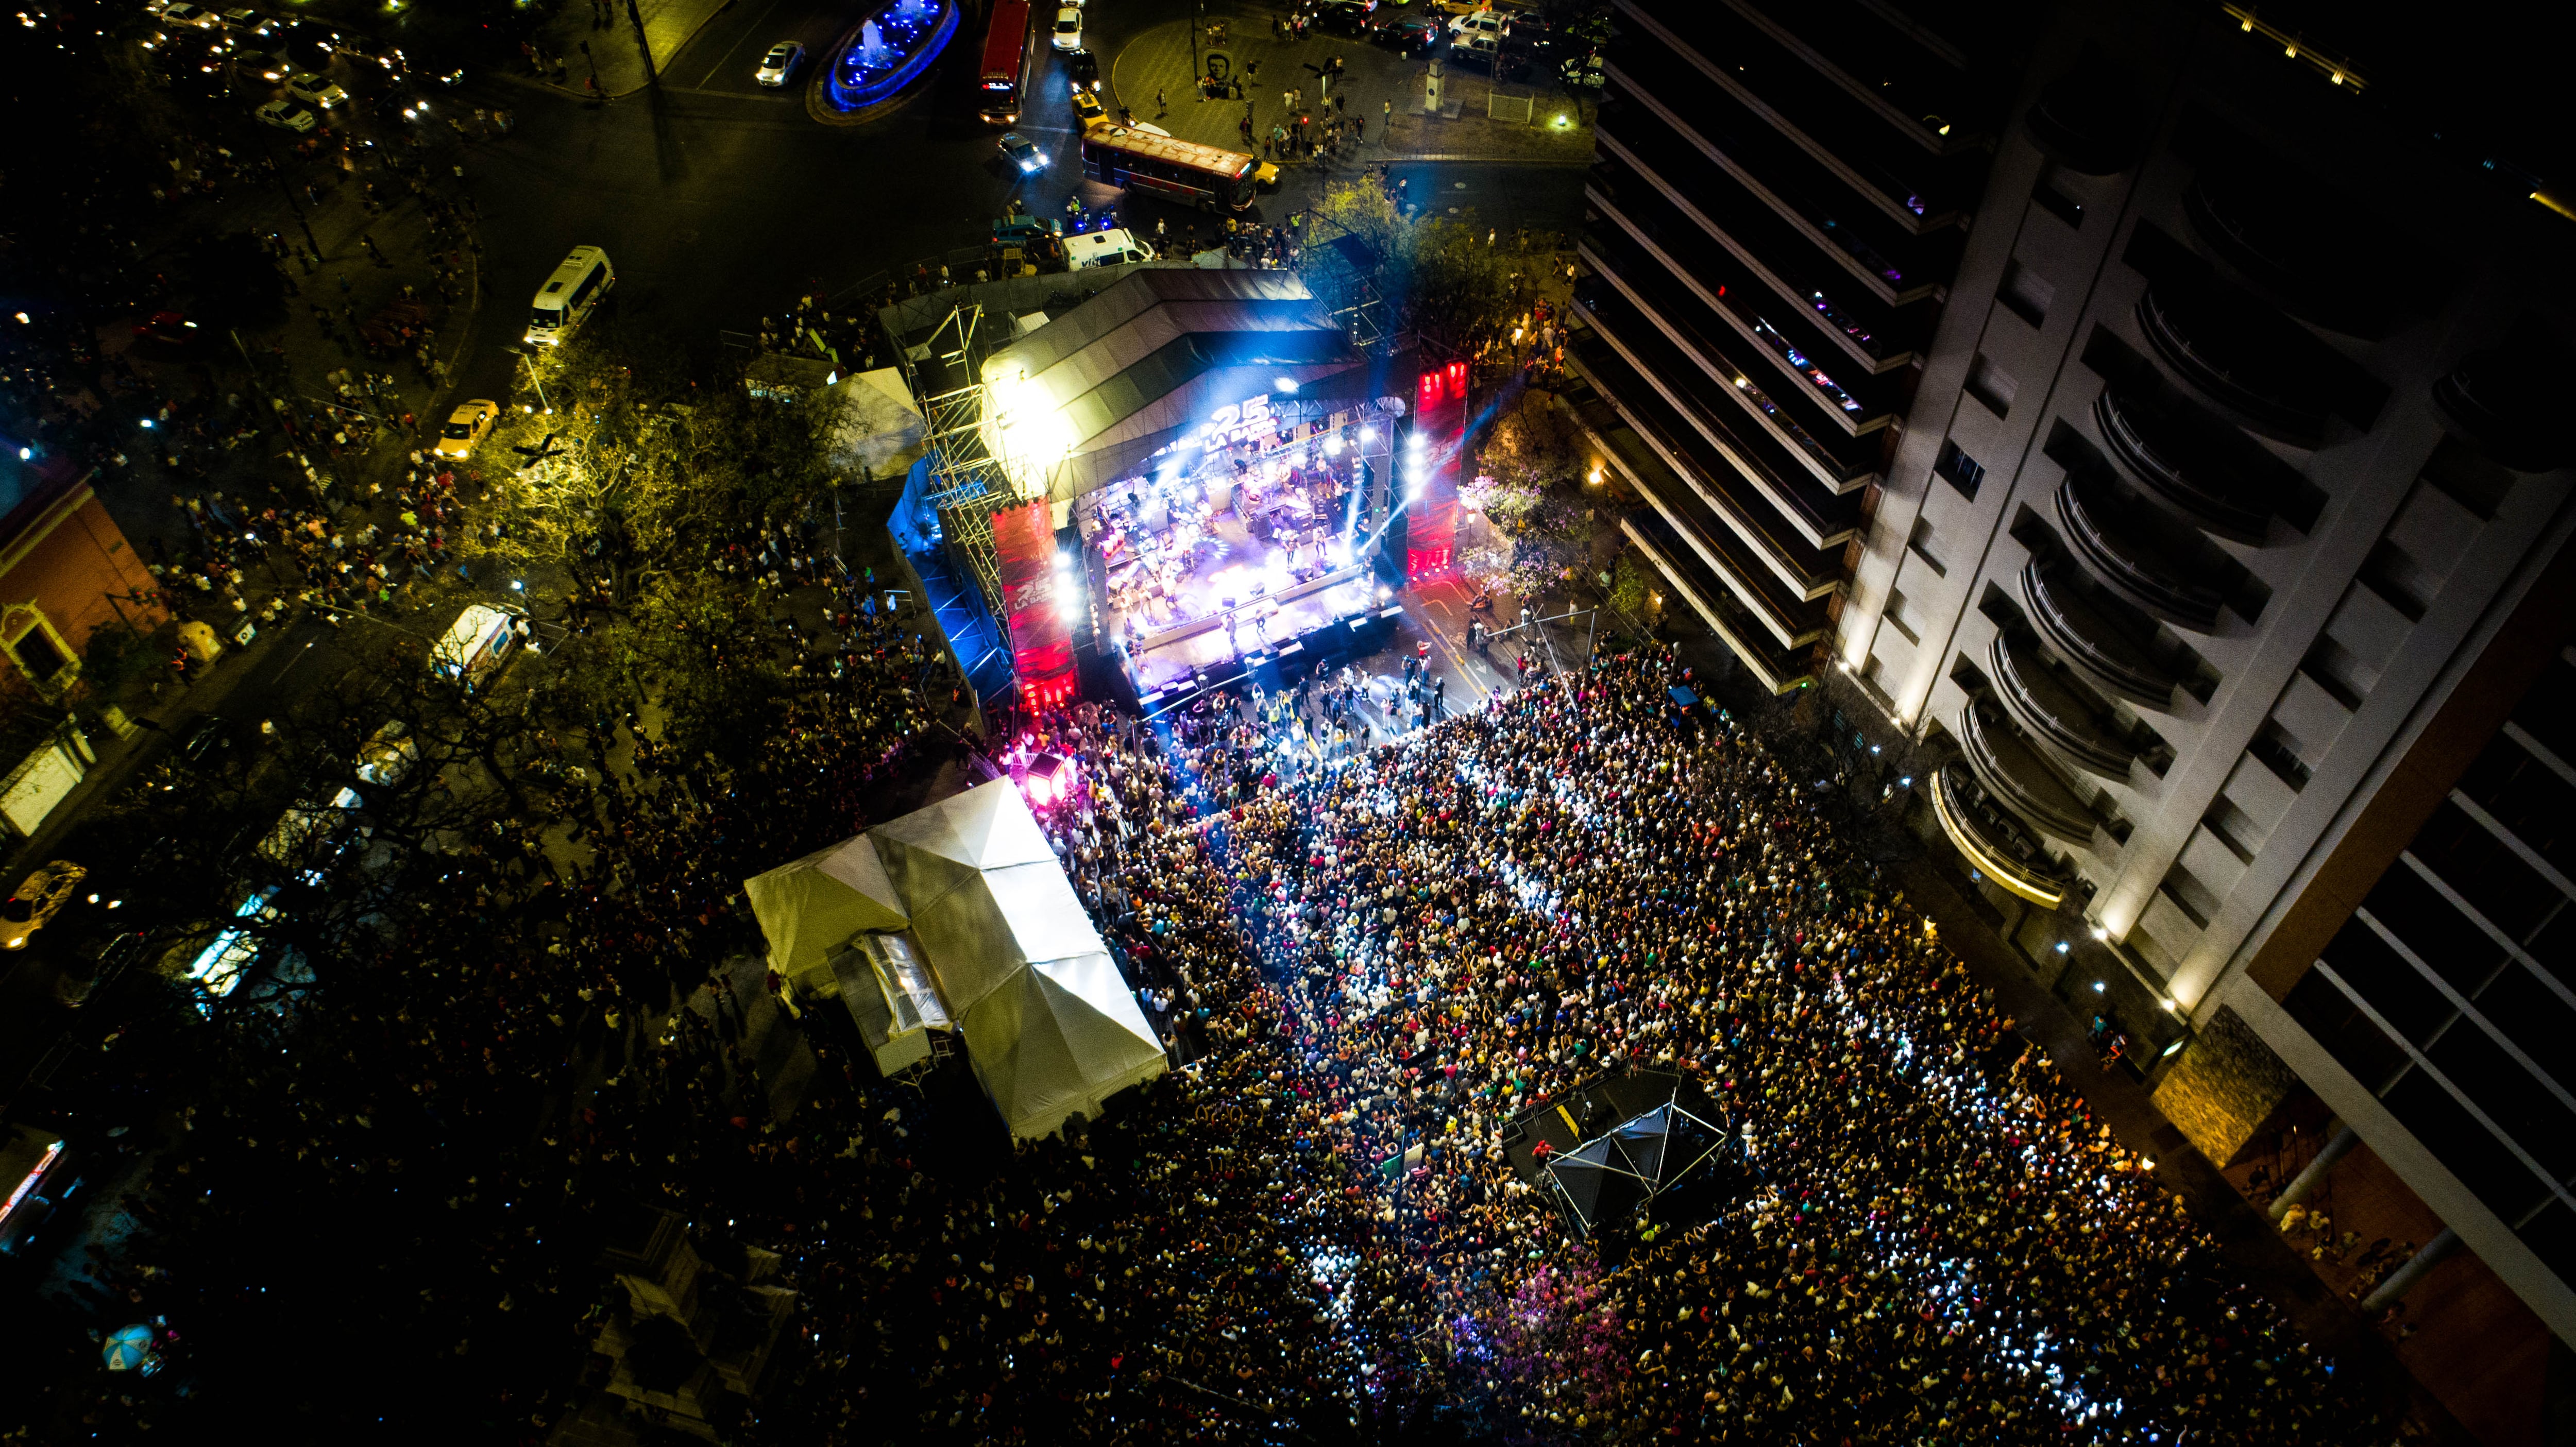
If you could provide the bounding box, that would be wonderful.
[744,780,1166,1139]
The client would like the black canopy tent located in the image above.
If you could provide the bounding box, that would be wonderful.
[1510,1070,1748,1241]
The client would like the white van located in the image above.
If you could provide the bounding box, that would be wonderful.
[431,604,523,690]
[1065,229,1158,270]
[526,246,614,346]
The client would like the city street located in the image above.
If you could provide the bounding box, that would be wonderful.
[435,0,1589,410]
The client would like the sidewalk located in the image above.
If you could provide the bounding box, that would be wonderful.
[521,0,737,99]
[1108,13,1595,167]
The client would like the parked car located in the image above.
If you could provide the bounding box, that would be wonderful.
[282,71,346,107]
[159,3,217,27]
[1065,229,1158,270]
[433,399,499,459]
[0,862,86,952]
[181,716,233,763]
[217,8,271,33]
[354,720,417,788]
[254,97,318,132]
[754,40,803,87]
[994,215,1064,247]
[1050,6,1081,51]
[1365,12,1438,53]
[1313,0,1376,33]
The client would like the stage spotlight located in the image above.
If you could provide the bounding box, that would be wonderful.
[1324,435,1344,457]
[1274,376,1299,393]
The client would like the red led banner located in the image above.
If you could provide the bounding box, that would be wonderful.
[1406,361,1469,583]
[993,500,1077,708]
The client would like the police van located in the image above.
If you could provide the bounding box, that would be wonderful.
[525,246,614,346]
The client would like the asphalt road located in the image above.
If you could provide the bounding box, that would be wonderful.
[435,0,1584,409]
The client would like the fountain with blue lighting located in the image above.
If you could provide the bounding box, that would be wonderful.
[826,0,956,112]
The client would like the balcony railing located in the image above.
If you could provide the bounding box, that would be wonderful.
[2431,343,2571,474]
[1601,125,1920,366]
[2020,560,2181,710]
[2055,474,2224,632]
[1930,762,2076,908]
[1572,272,1865,546]
[2182,166,2386,338]
[1958,699,2102,844]
[1604,58,1953,294]
[2093,389,2270,544]
[1619,7,1973,228]
[2136,282,2336,441]
[1990,632,2135,780]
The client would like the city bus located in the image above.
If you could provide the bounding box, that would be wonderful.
[1078,126,1276,211]
[977,0,1035,124]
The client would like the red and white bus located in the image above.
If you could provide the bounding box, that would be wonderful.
[977,0,1035,124]
[1078,126,1277,211]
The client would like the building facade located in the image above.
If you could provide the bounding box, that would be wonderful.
[1578,0,2576,1433]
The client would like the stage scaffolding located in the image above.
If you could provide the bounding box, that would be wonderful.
[1297,215,1389,355]
[900,303,1013,631]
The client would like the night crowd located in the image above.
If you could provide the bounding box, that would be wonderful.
[13,608,2410,1447]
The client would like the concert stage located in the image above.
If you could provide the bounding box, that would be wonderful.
[1077,389,1403,705]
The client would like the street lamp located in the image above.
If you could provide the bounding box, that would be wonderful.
[504,343,553,413]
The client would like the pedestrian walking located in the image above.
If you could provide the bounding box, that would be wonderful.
[1155,87,1168,117]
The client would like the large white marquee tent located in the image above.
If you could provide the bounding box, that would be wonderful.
[744,780,1166,1139]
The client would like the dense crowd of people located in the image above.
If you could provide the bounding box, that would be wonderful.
[1072,648,2398,1441]
[14,595,2414,1445]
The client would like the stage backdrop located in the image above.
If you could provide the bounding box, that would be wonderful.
[994,500,1077,708]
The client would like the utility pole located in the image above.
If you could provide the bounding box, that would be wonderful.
[625,0,658,87]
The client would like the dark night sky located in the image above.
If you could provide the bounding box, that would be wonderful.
[2250,0,2576,191]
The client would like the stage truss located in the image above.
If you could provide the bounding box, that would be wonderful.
[1298,215,1390,355]
[901,302,1013,624]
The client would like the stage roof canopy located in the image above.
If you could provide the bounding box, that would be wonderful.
[980,267,1369,500]
[744,780,1165,1139]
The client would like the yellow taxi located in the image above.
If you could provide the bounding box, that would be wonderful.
[433,398,499,459]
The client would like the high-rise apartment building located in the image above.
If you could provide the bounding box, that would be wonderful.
[1572,0,2576,1435]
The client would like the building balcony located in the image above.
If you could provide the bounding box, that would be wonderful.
[1989,631,2135,780]
[2020,559,2181,710]
[1958,697,2101,845]
[2181,163,2390,338]
[1615,0,1981,229]
[2136,281,2342,444]
[2021,60,2149,175]
[1930,761,2077,908]
[1585,178,1906,438]
[1575,249,1876,543]
[1563,333,1847,608]
[1602,59,1963,292]
[2431,338,2575,474]
[2055,472,2224,632]
[1621,509,1815,693]
[2092,388,2271,544]
[1599,125,1929,370]
[1724,0,2001,152]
